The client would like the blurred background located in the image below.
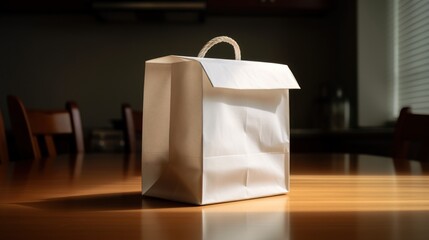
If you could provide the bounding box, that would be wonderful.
[1,0,427,156]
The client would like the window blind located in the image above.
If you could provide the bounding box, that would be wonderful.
[396,0,429,114]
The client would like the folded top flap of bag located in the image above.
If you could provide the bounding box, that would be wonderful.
[183,56,300,90]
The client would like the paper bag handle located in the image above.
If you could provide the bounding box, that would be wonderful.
[197,36,241,60]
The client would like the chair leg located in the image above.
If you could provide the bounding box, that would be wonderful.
[32,136,42,160]
[44,135,57,157]
[420,142,429,162]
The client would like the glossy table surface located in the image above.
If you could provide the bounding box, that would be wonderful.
[1,153,428,240]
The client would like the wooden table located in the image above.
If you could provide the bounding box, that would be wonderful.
[1,153,428,240]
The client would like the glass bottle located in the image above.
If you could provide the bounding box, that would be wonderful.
[330,88,350,130]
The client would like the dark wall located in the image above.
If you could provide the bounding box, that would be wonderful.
[0,1,356,130]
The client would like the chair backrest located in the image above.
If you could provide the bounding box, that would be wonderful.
[0,110,9,163]
[7,95,84,160]
[393,107,429,161]
[122,103,142,153]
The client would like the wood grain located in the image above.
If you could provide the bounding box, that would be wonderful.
[1,153,428,240]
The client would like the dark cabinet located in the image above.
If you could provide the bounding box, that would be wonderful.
[291,128,394,157]
[207,0,331,15]
[1,0,92,12]
[2,0,331,15]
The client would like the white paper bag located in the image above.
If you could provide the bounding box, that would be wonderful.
[142,36,300,205]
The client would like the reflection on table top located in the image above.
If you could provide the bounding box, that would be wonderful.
[1,153,428,240]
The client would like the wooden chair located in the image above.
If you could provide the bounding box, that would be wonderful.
[393,107,429,162]
[0,110,9,163]
[7,95,84,160]
[122,103,142,153]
